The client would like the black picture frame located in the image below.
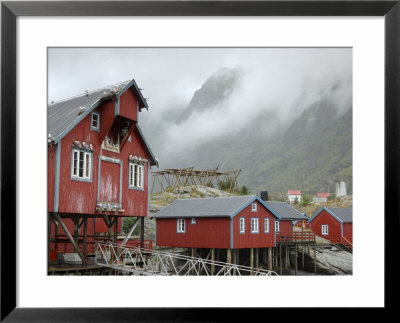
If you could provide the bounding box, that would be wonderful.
[1,1,398,321]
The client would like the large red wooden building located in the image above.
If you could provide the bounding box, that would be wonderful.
[308,207,352,247]
[48,79,158,264]
[152,195,281,249]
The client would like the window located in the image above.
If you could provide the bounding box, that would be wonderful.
[321,224,329,235]
[177,219,185,233]
[71,148,92,181]
[251,218,259,233]
[191,218,196,224]
[129,162,144,189]
[264,218,270,233]
[91,112,100,131]
[239,218,245,233]
[275,220,280,233]
[251,203,257,212]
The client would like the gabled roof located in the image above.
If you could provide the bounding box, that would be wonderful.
[151,195,281,219]
[265,201,308,221]
[48,79,148,143]
[317,192,330,198]
[288,190,301,195]
[309,207,352,224]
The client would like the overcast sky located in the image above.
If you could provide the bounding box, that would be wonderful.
[48,47,352,160]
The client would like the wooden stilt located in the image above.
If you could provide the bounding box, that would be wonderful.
[250,248,254,276]
[255,248,259,271]
[191,248,195,275]
[140,217,145,249]
[53,213,86,265]
[113,217,118,245]
[285,245,288,269]
[302,244,305,269]
[83,215,88,259]
[268,247,272,271]
[227,249,232,275]
[279,244,282,275]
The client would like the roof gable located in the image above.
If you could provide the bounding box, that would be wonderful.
[309,207,352,223]
[288,190,301,195]
[48,79,147,144]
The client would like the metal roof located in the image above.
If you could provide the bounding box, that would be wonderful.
[326,207,353,223]
[152,195,260,219]
[48,79,148,143]
[265,201,308,220]
[48,80,130,141]
[47,79,158,167]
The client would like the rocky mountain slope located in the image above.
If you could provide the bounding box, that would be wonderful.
[142,67,352,195]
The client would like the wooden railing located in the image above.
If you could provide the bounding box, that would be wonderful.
[276,231,316,243]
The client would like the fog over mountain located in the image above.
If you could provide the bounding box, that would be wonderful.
[48,48,352,194]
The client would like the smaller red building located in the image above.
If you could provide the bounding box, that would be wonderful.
[309,207,352,247]
[152,195,281,249]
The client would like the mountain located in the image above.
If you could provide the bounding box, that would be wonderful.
[144,68,352,195]
[176,68,242,124]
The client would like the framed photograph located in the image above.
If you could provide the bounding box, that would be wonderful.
[1,0,398,320]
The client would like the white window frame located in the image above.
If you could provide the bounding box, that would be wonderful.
[128,161,144,190]
[71,148,92,181]
[239,217,245,233]
[177,219,186,233]
[251,202,257,212]
[321,224,329,235]
[264,218,270,233]
[91,111,100,131]
[275,220,280,233]
[251,218,259,233]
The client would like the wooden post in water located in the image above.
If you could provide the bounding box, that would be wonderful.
[302,244,305,269]
[211,248,215,275]
[279,244,282,275]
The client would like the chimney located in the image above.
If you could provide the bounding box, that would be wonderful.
[260,191,268,201]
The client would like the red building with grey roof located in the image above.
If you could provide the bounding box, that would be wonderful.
[152,195,281,249]
[48,79,158,264]
[309,207,352,248]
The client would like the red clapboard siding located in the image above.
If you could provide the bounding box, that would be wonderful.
[119,88,138,121]
[309,209,343,243]
[343,223,353,244]
[156,199,278,249]
[156,217,231,248]
[232,201,276,249]
[49,97,150,217]
[279,220,293,233]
